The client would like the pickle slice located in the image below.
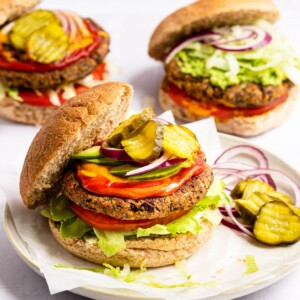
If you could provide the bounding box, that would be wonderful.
[10,10,60,50]
[106,108,155,148]
[231,179,274,200]
[253,201,300,245]
[163,124,200,160]
[27,23,69,63]
[235,191,295,226]
[121,120,164,162]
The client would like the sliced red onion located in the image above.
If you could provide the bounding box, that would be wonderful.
[165,31,221,64]
[101,142,133,162]
[164,25,272,63]
[152,117,171,124]
[54,10,70,34]
[221,215,252,232]
[213,26,272,52]
[219,206,240,218]
[125,152,172,176]
[224,205,254,238]
[214,145,269,168]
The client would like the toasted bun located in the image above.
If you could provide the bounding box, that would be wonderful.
[0,68,109,125]
[49,218,213,268]
[20,82,133,208]
[0,0,40,26]
[159,82,299,137]
[149,0,279,61]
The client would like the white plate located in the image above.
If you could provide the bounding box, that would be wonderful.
[3,133,300,300]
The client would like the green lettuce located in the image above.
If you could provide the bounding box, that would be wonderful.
[42,179,228,257]
[175,20,300,89]
[0,83,23,101]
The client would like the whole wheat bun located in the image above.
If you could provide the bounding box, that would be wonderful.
[20,82,133,209]
[0,0,40,26]
[49,218,213,268]
[159,82,299,137]
[0,68,109,125]
[149,0,279,61]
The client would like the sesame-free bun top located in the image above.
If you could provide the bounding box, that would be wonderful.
[0,0,41,26]
[20,82,133,209]
[148,0,280,61]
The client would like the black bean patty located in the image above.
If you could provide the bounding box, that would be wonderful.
[0,22,109,90]
[166,59,293,108]
[62,162,213,220]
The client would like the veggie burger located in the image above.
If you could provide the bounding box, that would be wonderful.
[20,82,224,268]
[148,0,300,137]
[0,0,109,125]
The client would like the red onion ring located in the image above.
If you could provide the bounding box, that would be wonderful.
[101,142,134,162]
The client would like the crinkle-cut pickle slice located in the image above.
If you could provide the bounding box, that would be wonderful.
[121,120,164,163]
[10,10,60,50]
[27,23,69,63]
[231,179,274,200]
[163,124,200,161]
[253,201,300,246]
[234,191,295,226]
[106,108,155,148]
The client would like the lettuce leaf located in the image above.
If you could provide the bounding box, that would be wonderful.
[175,21,300,88]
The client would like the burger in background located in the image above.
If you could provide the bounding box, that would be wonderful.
[0,0,109,125]
[148,0,300,137]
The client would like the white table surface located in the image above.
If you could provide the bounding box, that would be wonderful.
[0,0,299,299]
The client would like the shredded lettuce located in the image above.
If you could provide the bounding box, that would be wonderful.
[244,255,259,274]
[175,20,300,89]
[60,217,91,238]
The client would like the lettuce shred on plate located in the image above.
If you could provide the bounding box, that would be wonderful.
[244,255,259,274]
[41,178,229,257]
[175,21,300,89]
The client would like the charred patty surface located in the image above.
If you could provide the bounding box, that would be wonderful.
[0,23,109,90]
[166,59,293,108]
[62,164,213,220]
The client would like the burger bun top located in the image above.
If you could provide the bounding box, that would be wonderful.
[20,82,133,209]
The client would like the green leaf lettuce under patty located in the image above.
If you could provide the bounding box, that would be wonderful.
[42,178,228,257]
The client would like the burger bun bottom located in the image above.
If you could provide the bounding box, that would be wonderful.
[49,218,213,268]
[159,80,299,137]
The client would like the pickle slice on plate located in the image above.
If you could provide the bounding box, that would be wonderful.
[163,124,200,160]
[253,201,300,245]
[106,108,155,148]
[27,23,69,63]
[231,179,274,200]
[10,10,60,50]
[121,120,164,163]
[235,191,295,226]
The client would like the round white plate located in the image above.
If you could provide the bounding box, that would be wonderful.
[3,133,300,300]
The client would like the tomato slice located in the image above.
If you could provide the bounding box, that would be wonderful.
[167,82,288,120]
[18,62,105,107]
[76,153,206,199]
[0,19,101,72]
[70,202,189,231]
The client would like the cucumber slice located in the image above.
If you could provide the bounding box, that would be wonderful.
[253,201,300,245]
[72,146,102,159]
[121,120,164,163]
[10,10,60,50]
[109,164,138,176]
[106,108,155,148]
[27,23,69,63]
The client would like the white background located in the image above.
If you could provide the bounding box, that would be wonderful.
[0,0,299,299]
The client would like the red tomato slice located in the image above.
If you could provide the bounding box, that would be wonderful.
[18,62,105,107]
[76,153,206,199]
[167,82,288,120]
[70,202,190,231]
